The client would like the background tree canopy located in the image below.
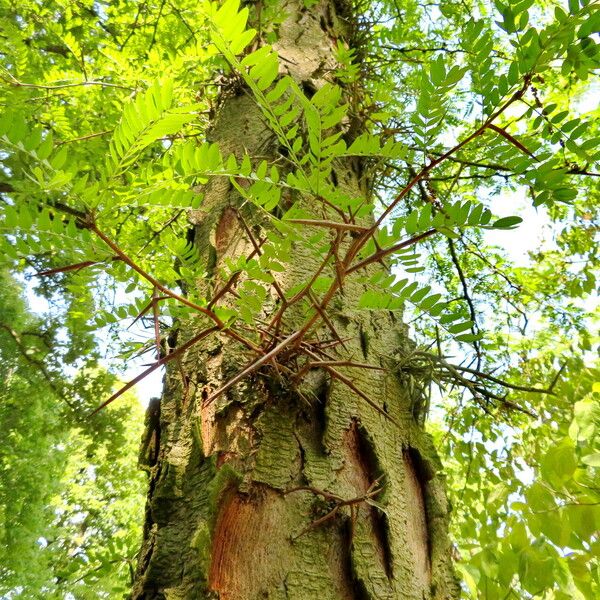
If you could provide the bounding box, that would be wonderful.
[0,269,145,597]
[0,0,598,597]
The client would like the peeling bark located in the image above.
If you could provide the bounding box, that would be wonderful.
[131,0,459,598]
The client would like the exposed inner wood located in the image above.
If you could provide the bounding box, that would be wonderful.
[209,486,290,599]
[403,449,432,589]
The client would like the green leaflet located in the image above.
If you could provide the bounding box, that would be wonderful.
[107,80,198,178]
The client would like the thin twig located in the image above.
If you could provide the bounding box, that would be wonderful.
[0,323,76,409]
[89,326,219,416]
[2,75,134,91]
[287,219,368,232]
[448,238,482,369]
[285,479,383,539]
[345,229,437,275]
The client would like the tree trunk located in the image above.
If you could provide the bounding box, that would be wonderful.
[132,1,458,598]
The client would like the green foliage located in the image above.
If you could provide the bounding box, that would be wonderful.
[433,357,600,599]
[0,270,145,597]
[0,0,599,597]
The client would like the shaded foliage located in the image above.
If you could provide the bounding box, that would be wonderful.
[0,270,145,597]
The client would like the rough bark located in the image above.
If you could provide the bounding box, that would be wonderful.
[132,1,459,598]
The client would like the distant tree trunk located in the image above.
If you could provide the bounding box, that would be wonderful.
[132,1,458,598]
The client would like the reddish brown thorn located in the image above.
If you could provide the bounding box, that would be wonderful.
[89,224,225,325]
[310,360,386,371]
[295,388,314,406]
[208,238,266,309]
[303,345,337,362]
[203,330,302,407]
[89,326,219,416]
[291,361,311,384]
[324,365,399,427]
[37,260,101,277]
[345,229,437,275]
[330,230,345,293]
[286,219,368,232]
[316,195,348,221]
[487,124,538,160]
[234,208,285,302]
[307,290,347,351]
[372,238,390,270]
[208,272,241,309]
[313,336,354,349]
[285,483,384,540]
[152,288,161,360]
[128,296,168,331]
[90,224,262,354]
[292,506,340,540]
[264,242,336,337]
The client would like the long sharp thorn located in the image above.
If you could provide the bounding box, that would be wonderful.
[152,287,161,360]
[307,290,347,351]
[128,298,154,330]
[487,124,537,159]
[286,219,368,232]
[37,260,99,277]
[311,360,386,371]
[203,330,302,406]
[89,326,219,416]
[325,365,399,427]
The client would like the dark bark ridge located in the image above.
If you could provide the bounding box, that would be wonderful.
[131,1,459,598]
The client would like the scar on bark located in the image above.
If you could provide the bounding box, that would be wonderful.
[215,206,239,256]
[139,397,161,471]
[403,448,432,586]
[209,485,288,599]
[343,420,393,579]
[301,79,317,99]
[301,368,329,451]
[359,324,368,358]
